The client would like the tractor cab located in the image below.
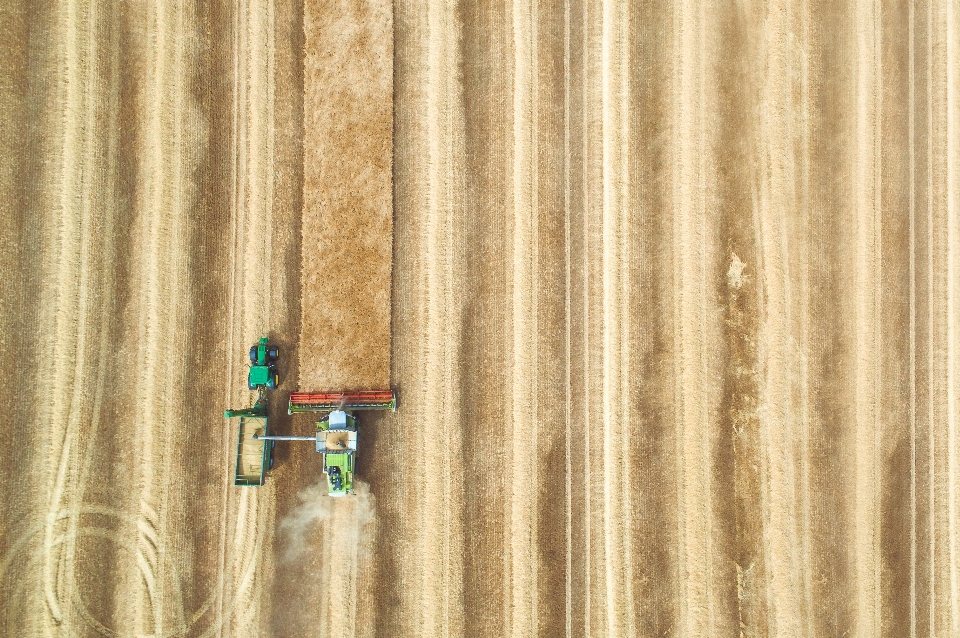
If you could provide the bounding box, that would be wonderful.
[248,337,279,390]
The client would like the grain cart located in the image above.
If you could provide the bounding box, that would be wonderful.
[223,398,275,486]
[254,390,396,496]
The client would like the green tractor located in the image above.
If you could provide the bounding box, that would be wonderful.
[248,337,279,391]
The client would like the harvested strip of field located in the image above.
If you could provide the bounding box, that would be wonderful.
[298,0,393,391]
[0,0,301,634]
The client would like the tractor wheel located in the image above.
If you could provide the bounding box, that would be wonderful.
[268,346,279,361]
[266,374,278,390]
[249,346,257,363]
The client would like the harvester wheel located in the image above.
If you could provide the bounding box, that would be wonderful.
[268,346,279,361]
[249,346,257,363]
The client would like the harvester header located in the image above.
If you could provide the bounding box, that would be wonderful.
[288,389,396,414]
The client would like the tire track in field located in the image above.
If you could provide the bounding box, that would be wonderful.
[506,1,538,634]
[717,0,769,633]
[670,0,732,633]
[580,5,608,632]
[218,0,277,633]
[36,0,92,626]
[563,2,585,632]
[29,0,119,631]
[598,2,633,633]
[913,4,935,632]
[569,1,637,632]
[850,3,882,636]
[927,3,960,631]
[877,0,915,632]
[942,1,960,632]
[128,0,200,632]
[529,5,568,636]
[751,0,812,632]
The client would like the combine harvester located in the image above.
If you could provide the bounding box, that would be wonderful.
[255,390,396,496]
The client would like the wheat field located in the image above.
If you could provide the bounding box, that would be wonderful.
[2,0,960,636]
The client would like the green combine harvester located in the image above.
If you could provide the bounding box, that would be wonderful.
[256,390,396,496]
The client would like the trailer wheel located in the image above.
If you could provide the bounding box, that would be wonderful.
[269,443,275,469]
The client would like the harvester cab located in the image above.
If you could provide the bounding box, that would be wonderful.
[254,390,396,496]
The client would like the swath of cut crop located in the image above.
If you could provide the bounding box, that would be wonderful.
[506,0,538,635]
[850,1,881,634]
[671,0,726,633]
[751,0,812,632]
[598,1,633,633]
[218,0,280,633]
